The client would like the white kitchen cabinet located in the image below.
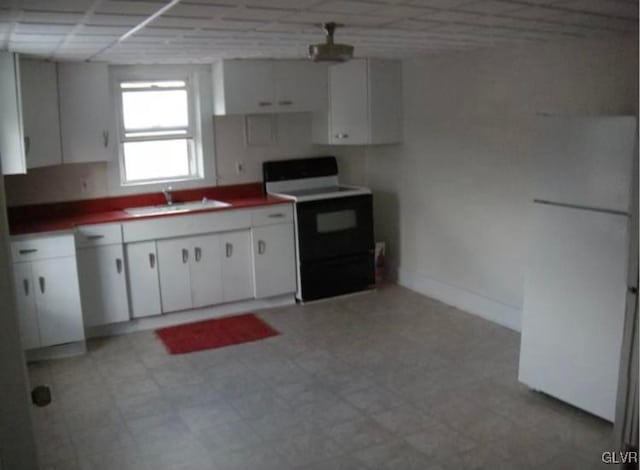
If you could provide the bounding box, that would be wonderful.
[158,230,253,313]
[213,60,326,115]
[20,59,63,169]
[220,230,253,303]
[314,59,402,145]
[12,262,40,350]
[77,244,129,327]
[126,241,162,318]
[11,234,84,350]
[58,62,115,163]
[189,233,223,308]
[157,236,193,313]
[252,223,296,298]
[0,51,26,175]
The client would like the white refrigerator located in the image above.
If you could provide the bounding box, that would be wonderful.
[518,115,637,422]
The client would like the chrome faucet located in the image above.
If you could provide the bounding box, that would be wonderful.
[162,186,173,206]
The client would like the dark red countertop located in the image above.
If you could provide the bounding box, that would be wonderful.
[8,182,291,235]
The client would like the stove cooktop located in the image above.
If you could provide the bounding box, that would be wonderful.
[278,186,355,197]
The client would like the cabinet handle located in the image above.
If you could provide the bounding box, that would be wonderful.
[225,243,233,258]
[23,279,29,296]
[149,253,156,269]
[87,235,105,240]
[182,248,189,263]
[268,213,285,218]
[258,240,266,255]
[258,101,273,107]
[335,133,349,139]
[102,130,109,148]
[194,247,202,262]
[18,249,38,255]
[116,258,122,274]
[24,136,30,156]
[278,100,293,106]
[38,276,45,294]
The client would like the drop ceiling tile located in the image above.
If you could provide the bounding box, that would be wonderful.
[163,3,239,19]
[11,33,66,42]
[386,18,447,30]
[310,1,381,15]
[12,0,93,12]
[225,7,294,21]
[366,5,436,18]
[561,0,638,19]
[78,24,130,35]
[19,10,84,23]
[237,0,320,7]
[456,1,522,14]
[88,13,148,26]
[96,0,166,16]
[15,22,76,34]
[152,16,215,28]
[399,0,477,9]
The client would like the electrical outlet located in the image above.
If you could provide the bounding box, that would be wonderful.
[235,162,245,174]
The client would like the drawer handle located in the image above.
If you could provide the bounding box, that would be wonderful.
[258,101,273,107]
[194,247,202,262]
[182,248,189,263]
[278,100,293,106]
[87,235,105,240]
[23,279,29,296]
[18,249,38,255]
[115,258,122,274]
[268,213,285,218]
[225,243,233,258]
[149,253,155,269]
[38,276,45,294]
[258,240,266,255]
[335,133,349,139]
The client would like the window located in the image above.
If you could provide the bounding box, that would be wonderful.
[116,78,202,185]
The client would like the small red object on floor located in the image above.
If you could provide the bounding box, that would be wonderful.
[155,313,280,354]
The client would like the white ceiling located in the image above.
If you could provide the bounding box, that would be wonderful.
[0,0,637,63]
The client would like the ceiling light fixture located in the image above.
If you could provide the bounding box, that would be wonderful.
[308,22,353,63]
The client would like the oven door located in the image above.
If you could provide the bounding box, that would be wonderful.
[296,194,374,262]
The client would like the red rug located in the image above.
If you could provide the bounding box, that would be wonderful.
[155,313,280,354]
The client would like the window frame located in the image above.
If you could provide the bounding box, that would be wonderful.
[114,72,204,186]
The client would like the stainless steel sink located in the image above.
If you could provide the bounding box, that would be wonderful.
[124,199,230,217]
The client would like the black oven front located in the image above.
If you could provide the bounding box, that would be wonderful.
[296,194,374,300]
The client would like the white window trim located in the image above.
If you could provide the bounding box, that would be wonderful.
[110,65,209,189]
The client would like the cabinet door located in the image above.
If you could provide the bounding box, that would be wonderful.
[222,61,275,114]
[274,61,326,113]
[20,59,62,168]
[12,263,40,349]
[329,60,369,145]
[0,52,25,175]
[252,224,296,298]
[77,245,129,327]
[189,233,223,308]
[33,257,84,347]
[58,62,115,163]
[157,237,192,313]
[126,241,162,318]
[220,230,253,303]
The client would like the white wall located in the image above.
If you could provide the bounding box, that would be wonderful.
[4,112,327,206]
[364,34,638,330]
[0,173,38,469]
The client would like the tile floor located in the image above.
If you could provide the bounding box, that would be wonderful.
[29,284,613,470]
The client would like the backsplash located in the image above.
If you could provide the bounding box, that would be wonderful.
[4,113,328,207]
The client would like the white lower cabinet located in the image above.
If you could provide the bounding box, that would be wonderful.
[157,229,253,313]
[77,244,129,327]
[12,256,84,349]
[252,223,296,298]
[126,241,162,318]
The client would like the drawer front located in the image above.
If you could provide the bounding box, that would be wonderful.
[251,204,294,227]
[122,209,252,243]
[11,233,75,262]
[75,223,123,248]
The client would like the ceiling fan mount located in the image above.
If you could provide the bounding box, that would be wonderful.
[308,22,354,63]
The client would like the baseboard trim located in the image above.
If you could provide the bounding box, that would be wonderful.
[86,294,296,338]
[398,268,522,331]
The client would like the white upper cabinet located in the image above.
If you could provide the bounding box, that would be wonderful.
[58,62,116,163]
[212,60,327,115]
[314,59,402,145]
[20,58,63,169]
[0,52,26,175]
